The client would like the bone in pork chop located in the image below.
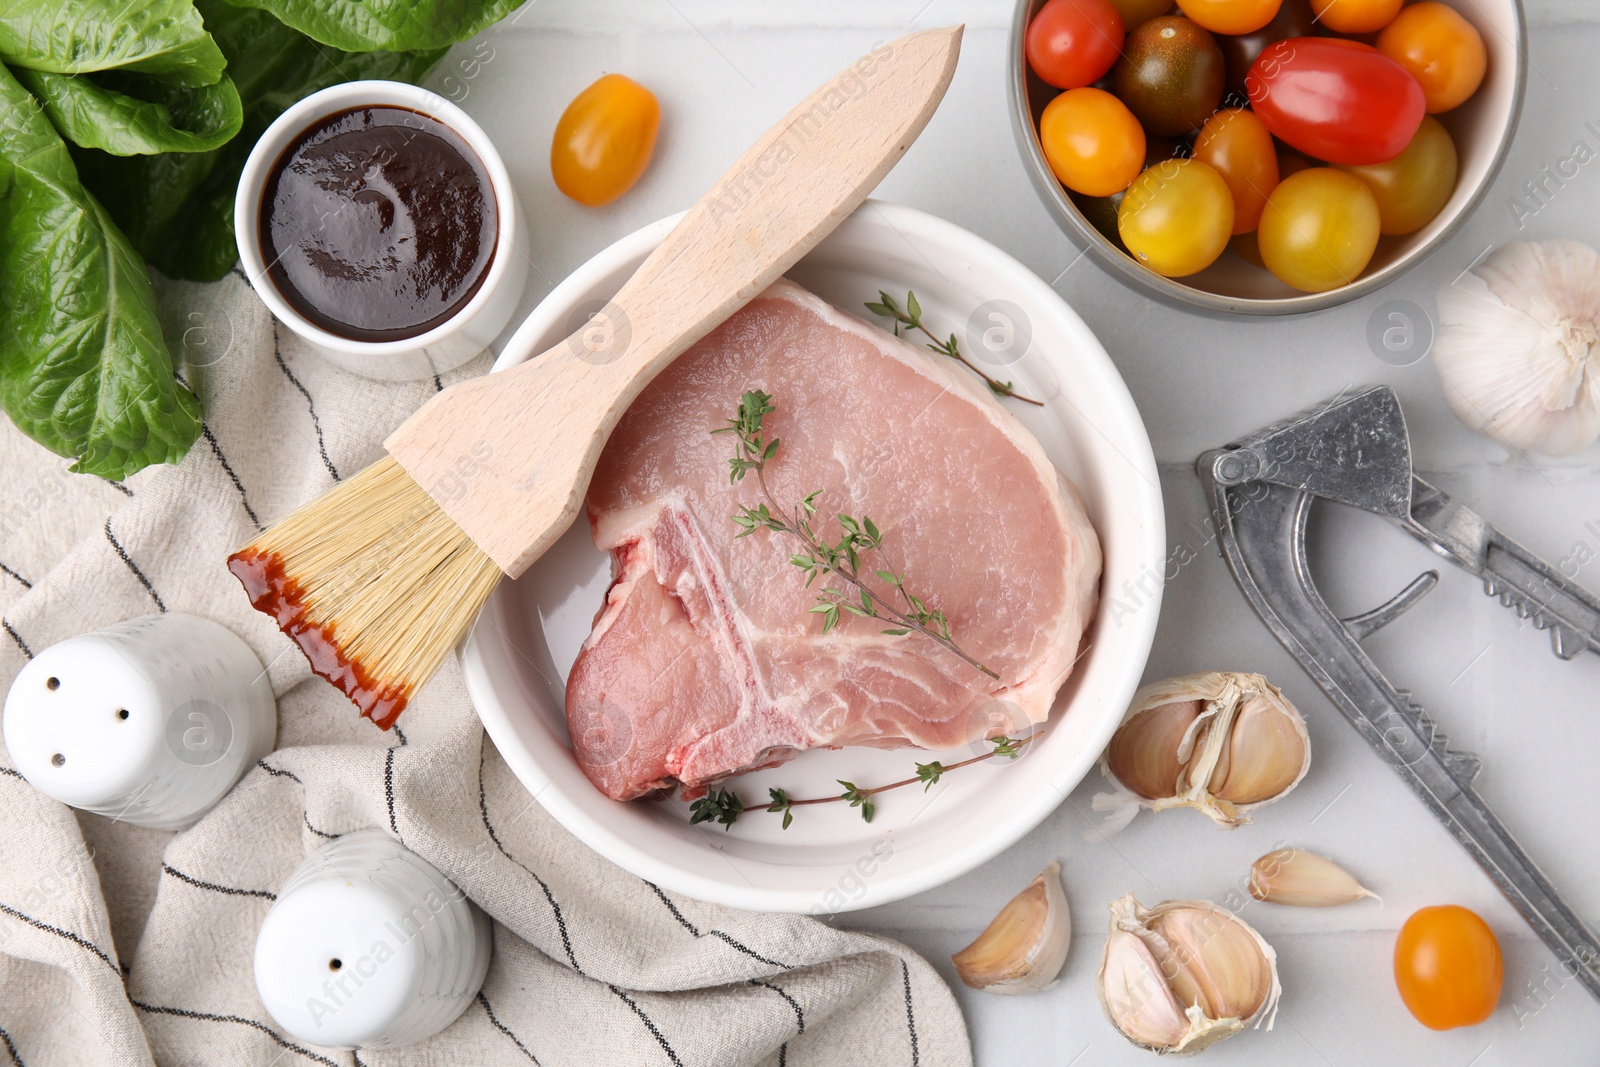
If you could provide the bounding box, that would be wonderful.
[566,280,1101,801]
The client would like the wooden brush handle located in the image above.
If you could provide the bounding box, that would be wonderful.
[385,25,962,578]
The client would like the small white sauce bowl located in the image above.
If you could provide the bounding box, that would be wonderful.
[234,80,529,381]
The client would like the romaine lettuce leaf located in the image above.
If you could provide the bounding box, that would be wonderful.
[0,65,201,478]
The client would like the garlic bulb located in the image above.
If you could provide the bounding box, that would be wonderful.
[1434,238,1600,457]
[1095,672,1310,829]
[1097,894,1281,1054]
[952,860,1070,993]
[1248,848,1377,907]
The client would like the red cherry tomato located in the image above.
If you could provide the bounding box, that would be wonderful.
[1027,0,1126,90]
[1247,38,1425,165]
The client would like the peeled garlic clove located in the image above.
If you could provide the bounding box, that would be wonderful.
[953,860,1070,994]
[1098,672,1309,828]
[1434,238,1600,458]
[1249,848,1377,907]
[1098,894,1281,1055]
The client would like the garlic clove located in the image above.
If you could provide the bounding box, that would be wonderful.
[1434,238,1600,458]
[1099,920,1191,1049]
[1097,894,1281,1054]
[1098,672,1310,829]
[1105,699,1203,800]
[1150,906,1275,1021]
[1248,848,1377,907]
[1208,692,1309,806]
[953,860,1070,994]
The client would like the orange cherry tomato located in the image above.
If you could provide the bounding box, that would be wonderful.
[1378,2,1488,113]
[1312,0,1402,33]
[1394,905,1503,1030]
[1194,108,1279,233]
[1176,0,1283,36]
[1118,158,1234,276]
[551,74,661,207]
[1337,115,1458,234]
[1040,87,1147,197]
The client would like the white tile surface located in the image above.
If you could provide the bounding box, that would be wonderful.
[448,2,1600,1062]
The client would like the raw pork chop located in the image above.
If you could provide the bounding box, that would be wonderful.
[566,280,1101,801]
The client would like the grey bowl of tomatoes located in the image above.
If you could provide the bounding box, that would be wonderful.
[1008,0,1527,314]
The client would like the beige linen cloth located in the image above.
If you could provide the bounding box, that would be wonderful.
[0,274,972,1067]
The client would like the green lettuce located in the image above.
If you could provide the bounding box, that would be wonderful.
[0,65,201,478]
[14,67,242,154]
[0,0,226,86]
[216,0,521,53]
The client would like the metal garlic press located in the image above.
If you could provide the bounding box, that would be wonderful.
[1197,385,1600,1001]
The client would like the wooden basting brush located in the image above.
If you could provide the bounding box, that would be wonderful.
[228,26,963,728]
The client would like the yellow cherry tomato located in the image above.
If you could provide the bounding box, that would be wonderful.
[1176,0,1283,35]
[1337,115,1458,235]
[1194,108,1279,233]
[1312,0,1401,34]
[1258,168,1379,292]
[551,74,661,207]
[1118,158,1234,277]
[1378,2,1488,113]
[1394,905,1503,1030]
[1040,87,1147,197]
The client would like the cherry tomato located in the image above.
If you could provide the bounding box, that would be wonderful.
[1194,108,1279,233]
[1176,0,1282,36]
[1337,115,1458,234]
[551,74,660,207]
[1118,158,1234,276]
[1219,0,1316,97]
[1040,87,1147,196]
[1394,906,1503,1030]
[1108,0,1175,29]
[1277,149,1317,178]
[1113,16,1226,136]
[1311,0,1401,34]
[1229,230,1266,268]
[1257,168,1379,291]
[1027,0,1126,90]
[1248,38,1425,165]
[1378,2,1488,113]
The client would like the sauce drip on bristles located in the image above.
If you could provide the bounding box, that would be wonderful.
[227,457,502,728]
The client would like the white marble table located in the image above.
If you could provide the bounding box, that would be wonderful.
[454,2,1600,1062]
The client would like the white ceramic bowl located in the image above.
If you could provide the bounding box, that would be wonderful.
[235,80,529,380]
[461,201,1164,913]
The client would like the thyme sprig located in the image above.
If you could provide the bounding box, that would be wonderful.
[865,290,1043,406]
[686,734,1037,830]
[715,390,996,680]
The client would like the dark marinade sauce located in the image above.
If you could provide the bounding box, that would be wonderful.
[260,105,498,342]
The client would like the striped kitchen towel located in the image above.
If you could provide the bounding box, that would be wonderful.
[0,273,971,1067]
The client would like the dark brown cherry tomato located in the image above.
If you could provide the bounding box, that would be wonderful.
[1247,38,1425,165]
[1109,0,1176,30]
[1219,0,1316,96]
[1113,16,1226,136]
[1027,0,1127,90]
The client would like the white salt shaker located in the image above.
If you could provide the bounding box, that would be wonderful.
[254,830,492,1049]
[2,613,277,830]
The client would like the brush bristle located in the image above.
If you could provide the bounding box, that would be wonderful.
[227,456,502,728]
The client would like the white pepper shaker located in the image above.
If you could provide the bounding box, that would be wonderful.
[2,613,277,830]
[254,830,492,1050]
